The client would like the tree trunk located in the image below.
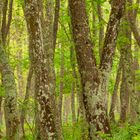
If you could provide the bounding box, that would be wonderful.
[120,15,134,122]
[71,81,76,125]
[25,0,57,139]
[20,65,33,139]
[0,0,19,139]
[63,96,71,124]
[133,46,140,121]
[91,1,97,46]
[16,47,24,98]
[127,0,140,47]
[58,44,64,125]
[69,0,125,139]
[44,0,62,139]
[97,3,104,58]
[109,56,122,122]
[69,21,85,121]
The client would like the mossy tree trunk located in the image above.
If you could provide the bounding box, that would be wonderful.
[25,0,57,139]
[69,0,125,139]
[119,15,135,122]
[109,57,122,122]
[43,0,62,139]
[0,0,19,139]
[58,44,64,125]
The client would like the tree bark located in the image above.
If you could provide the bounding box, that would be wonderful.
[71,81,76,125]
[69,0,125,139]
[25,0,57,139]
[97,3,104,58]
[16,47,24,98]
[109,56,122,122]
[127,0,140,47]
[0,0,19,139]
[58,44,64,125]
[91,1,97,46]
[20,65,33,139]
[119,15,134,122]
[44,0,62,139]
[133,46,140,121]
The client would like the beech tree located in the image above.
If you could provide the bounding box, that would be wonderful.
[0,0,19,139]
[24,0,57,139]
[69,0,125,138]
[0,0,140,139]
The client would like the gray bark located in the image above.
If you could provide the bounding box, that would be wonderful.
[25,0,57,139]
[44,0,62,139]
[69,0,125,139]
[0,0,19,139]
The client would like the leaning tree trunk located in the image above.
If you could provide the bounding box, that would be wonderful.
[25,0,57,139]
[69,0,125,139]
[20,65,33,138]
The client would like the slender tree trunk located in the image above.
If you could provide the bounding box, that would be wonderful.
[97,3,104,58]
[20,65,33,139]
[25,0,57,139]
[63,96,71,124]
[91,1,97,46]
[0,90,3,139]
[129,0,140,122]
[127,0,140,47]
[69,22,85,121]
[71,81,76,125]
[0,0,19,139]
[133,46,140,120]
[70,45,77,124]
[0,1,3,137]
[120,15,134,122]
[58,44,64,125]
[69,0,125,139]
[44,0,62,139]
[17,47,24,97]
[109,56,122,122]
[0,43,19,140]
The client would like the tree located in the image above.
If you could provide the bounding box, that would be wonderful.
[109,56,122,122]
[69,0,125,139]
[0,0,19,139]
[24,0,57,139]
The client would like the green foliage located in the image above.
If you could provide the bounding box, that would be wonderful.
[63,120,88,140]
[62,122,140,140]
[94,0,107,4]
[110,123,140,140]
[126,3,140,11]
[0,85,5,97]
